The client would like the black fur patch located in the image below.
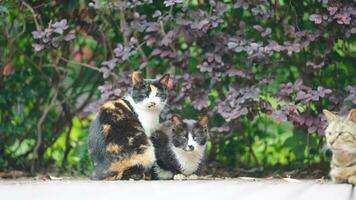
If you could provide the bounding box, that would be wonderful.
[172,120,208,149]
[150,130,181,179]
[130,80,168,104]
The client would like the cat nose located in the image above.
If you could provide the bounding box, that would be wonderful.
[330,140,336,145]
[329,137,337,145]
[188,145,194,151]
[148,102,156,107]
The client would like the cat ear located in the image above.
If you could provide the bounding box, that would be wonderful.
[159,74,171,88]
[171,114,183,126]
[132,71,143,85]
[198,115,209,127]
[346,109,356,123]
[323,109,337,123]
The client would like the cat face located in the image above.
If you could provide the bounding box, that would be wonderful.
[170,115,209,152]
[130,72,170,112]
[323,109,356,152]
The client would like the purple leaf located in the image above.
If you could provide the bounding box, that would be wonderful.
[101,58,118,69]
[211,126,231,133]
[64,30,76,41]
[227,42,238,49]
[164,0,183,7]
[152,10,161,18]
[32,31,45,39]
[191,19,209,30]
[308,126,317,133]
[32,43,44,52]
[253,25,264,32]
[295,91,306,101]
[161,30,175,46]
[327,7,338,15]
[309,14,322,24]
[52,19,68,34]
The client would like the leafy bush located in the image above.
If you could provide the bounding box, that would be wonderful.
[0,0,355,176]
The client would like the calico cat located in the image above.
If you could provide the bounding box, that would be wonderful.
[150,115,209,180]
[88,71,170,180]
[323,109,356,184]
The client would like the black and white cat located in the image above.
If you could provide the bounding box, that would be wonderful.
[150,115,209,180]
[88,71,170,180]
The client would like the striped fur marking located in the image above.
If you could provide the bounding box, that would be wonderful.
[106,143,123,154]
[102,101,116,110]
[117,99,132,112]
[107,144,155,180]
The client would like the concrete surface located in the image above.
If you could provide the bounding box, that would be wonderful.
[0,178,354,200]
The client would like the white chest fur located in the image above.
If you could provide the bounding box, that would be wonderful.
[136,110,159,137]
[172,145,206,175]
[125,96,160,137]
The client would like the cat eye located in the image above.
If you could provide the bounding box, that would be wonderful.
[157,91,167,98]
[340,132,356,140]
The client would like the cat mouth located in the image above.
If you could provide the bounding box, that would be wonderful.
[147,105,158,111]
[147,102,160,111]
[184,146,195,152]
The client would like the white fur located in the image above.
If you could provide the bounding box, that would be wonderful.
[172,137,206,176]
[186,133,195,150]
[143,141,156,169]
[154,163,174,180]
[125,92,165,137]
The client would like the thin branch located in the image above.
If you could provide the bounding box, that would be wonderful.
[119,8,128,46]
[30,89,58,174]
[21,0,42,30]
[61,103,73,169]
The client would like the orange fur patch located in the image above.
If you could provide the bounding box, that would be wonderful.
[150,84,158,93]
[117,99,132,112]
[107,145,155,180]
[102,124,111,136]
[102,101,116,110]
[106,143,122,154]
[132,71,143,85]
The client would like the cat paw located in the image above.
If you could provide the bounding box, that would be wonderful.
[186,174,199,180]
[173,174,186,180]
[331,176,347,184]
[129,173,144,180]
[348,176,356,185]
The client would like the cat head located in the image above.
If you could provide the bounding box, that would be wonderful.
[323,109,356,152]
[128,71,170,113]
[170,114,209,152]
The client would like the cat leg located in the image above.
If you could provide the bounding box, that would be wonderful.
[186,174,199,180]
[153,164,174,180]
[330,167,347,184]
[121,165,145,180]
[174,174,198,180]
[331,176,347,184]
[348,175,356,185]
[173,174,186,180]
[91,161,118,180]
